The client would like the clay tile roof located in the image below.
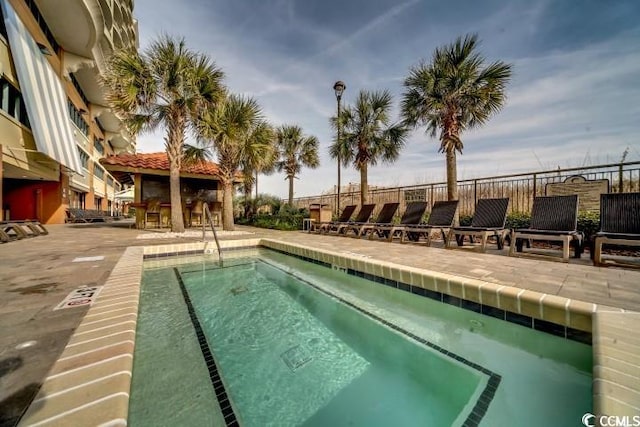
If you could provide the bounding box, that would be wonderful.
[101,152,223,177]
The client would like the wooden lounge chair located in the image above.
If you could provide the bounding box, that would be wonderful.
[371,201,429,242]
[1,222,30,239]
[0,227,9,243]
[344,202,400,238]
[24,220,48,235]
[326,204,376,235]
[316,205,357,233]
[447,198,510,252]
[509,195,583,261]
[592,192,640,268]
[396,200,459,245]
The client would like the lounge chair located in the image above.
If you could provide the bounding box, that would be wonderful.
[315,205,357,233]
[344,202,400,238]
[326,204,376,235]
[0,227,9,243]
[447,198,510,252]
[1,220,48,241]
[592,192,640,268]
[370,201,429,242]
[1,222,30,239]
[509,195,583,261]
[25,220,48,235]
[399,200,459,245]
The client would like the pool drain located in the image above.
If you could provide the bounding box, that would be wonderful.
[230,285,248,295]
[281,344,313,372]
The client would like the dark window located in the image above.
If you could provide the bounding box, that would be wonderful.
[72,190,86,209]
[24,0,59,54]
[77,147,89,169]
[70,74,90,109]
[0,77,31,128]
[107,176,115,188]
[93,137,104,155]
[94,163,104,180]
[68,99,88,135]
[0,6,7,39]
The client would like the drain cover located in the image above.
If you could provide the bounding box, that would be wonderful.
[230,286,248,295]
[281,345,312,372]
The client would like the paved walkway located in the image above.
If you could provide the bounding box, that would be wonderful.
[1,223,639,425]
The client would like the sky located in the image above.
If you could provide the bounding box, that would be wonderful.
[132,0,640,199]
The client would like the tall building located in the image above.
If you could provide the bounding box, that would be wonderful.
[0,0,137,224]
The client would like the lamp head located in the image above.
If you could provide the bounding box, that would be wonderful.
[333,81,346,100]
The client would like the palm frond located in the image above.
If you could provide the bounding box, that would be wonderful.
[401,33,512,154]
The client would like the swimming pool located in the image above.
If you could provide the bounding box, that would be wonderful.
[131,248,592,426]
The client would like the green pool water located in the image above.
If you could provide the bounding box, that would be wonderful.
[130,248,592,427]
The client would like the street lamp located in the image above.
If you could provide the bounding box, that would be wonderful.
[333,80,346,215]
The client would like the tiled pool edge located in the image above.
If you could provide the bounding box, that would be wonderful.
[17,239,259,427]
[259,239,596,336]
[19,246,144,427]
[592,311,640,417]
[257,239,640,418]
[19,238,638,425]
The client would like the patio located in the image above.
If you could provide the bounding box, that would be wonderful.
[1,224,639,425]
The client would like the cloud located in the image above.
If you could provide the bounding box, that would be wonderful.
[131,0,640,199]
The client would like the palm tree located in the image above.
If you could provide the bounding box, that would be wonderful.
[103,34,225,232]
[401,34,512,201]
[275,125,320,206]
[329,89,408,205]
[241,141,277,218]
[198,94,274,230]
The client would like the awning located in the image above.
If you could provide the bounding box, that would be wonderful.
[1,0,83,175]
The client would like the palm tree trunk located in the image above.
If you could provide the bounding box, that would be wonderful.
[288,175,294,206]
[360,163,368,205]
[244,188,252,219]
[169,162,184,232]
[222,179,234,231]
[445,147,458,201]
[166,121,185,232]
[255,170,258,199]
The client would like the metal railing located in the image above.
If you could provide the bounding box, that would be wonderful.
[291,161,640,217]
[203,202,222,262]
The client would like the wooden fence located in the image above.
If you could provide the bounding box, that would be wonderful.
[290,161,640,217]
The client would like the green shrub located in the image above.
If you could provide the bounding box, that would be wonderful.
[577,211,600,241]
[506,212,531,229]
[241,204,309,231]
[459,214,473,226]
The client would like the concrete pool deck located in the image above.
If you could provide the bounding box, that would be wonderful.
[1,224,639,425]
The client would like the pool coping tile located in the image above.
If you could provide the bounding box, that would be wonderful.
[19,238,640,426]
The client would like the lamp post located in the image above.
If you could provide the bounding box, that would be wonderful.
[333,80,346,215]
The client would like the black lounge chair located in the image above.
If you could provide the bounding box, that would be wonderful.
[509,195,583,261]
[447,198,510,252]
[592,192,640,268]
[345,202,400,238]
[316,204,357,233]
[327,204,376,235]
[399,200,459,245]
[371,202,429,242]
